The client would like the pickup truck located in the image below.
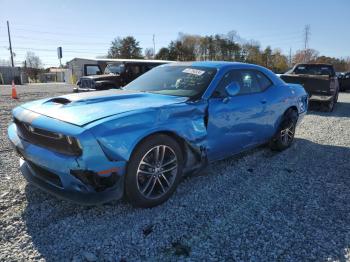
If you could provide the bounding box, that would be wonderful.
[280,64,339,111]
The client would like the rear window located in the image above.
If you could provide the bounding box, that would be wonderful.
[294,65,334,76]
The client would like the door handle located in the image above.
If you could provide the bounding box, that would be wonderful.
[260,100,267,104]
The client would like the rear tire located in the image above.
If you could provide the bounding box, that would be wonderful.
[269,109,298,151]
[334,91,339,103]
[325,97,335,112]
[125,134,183,208]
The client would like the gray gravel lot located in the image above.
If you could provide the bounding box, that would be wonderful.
[0,84,350,261]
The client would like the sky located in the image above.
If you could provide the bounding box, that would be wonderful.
[0,0,349,67]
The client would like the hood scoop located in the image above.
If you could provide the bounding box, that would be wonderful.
[46,97,72,105]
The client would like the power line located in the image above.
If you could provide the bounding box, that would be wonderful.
[0,25,174,38]
[10,46,107,53]
[9,35,112,45]
[1,24,304,42]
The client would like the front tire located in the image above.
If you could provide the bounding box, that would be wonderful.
[269,109,298,151]
[125,134,183,208]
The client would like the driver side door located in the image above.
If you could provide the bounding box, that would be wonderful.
[206,69,270,161]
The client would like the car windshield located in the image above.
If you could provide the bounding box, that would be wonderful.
[104,63,125,74]
[294,64,334,76]
[124,65,217,97]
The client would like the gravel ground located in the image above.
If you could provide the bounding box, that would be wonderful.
[0,84,350,261]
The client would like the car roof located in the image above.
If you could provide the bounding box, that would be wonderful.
[295,63,333,67]
[71,57,174,63]
[166,61,266,70]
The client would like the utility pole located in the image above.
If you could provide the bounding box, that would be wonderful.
[7,21,14,68]
[152,34,156,59]
[303,24,311,62]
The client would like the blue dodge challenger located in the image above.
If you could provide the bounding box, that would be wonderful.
[8,62,308,207]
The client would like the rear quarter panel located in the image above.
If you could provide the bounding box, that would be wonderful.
[263,82,307,135]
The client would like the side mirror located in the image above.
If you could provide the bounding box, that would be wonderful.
[225,82,240,97]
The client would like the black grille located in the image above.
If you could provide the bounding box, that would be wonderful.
[27,161,63,188]
[14,118,82,156]
[80,79,94,89]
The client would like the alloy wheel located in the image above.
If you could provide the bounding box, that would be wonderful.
[280,123,295,145]
[136,145,178,200]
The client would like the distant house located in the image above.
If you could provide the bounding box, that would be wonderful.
[38,67,69,83]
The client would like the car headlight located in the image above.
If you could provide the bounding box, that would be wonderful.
[298,96,308,113]
[66,136,82,150]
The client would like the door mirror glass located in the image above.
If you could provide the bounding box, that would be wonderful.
[225,82,240,97]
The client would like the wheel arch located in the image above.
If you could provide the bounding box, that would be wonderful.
[273,106,299,133]
[131,131,187,160]
[284,105,298,116]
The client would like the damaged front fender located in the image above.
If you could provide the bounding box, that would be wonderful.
[88,99,209,169]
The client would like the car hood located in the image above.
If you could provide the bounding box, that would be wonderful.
[81,74,119,81]
[19,90,188,126]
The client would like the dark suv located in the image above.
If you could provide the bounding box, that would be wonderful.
[338,72,350,92]
[74,60,171,92]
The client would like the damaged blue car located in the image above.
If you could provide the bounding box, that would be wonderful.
[8,62,308,207]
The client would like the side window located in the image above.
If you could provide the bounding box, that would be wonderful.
[240,71,260,94]
[128,65,141,76]
[213,70,263,97]
[143,64,161,73]
[85,65,101,76]
[142,65,149,73]
[213,70,239,97]
[255,71,273,91]
[142,64,155,73]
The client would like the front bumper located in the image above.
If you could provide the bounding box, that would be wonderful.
[73,87,96,93]
[8,122,127,205]
[296,111,306,127]
[309,94,334,102]
[20,159,124,205]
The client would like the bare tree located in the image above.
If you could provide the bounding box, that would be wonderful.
[293,49,319,64]
[343,57,350,71]
[144,48,154,59]
[23,51,42,68]
[22,51,43,81]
